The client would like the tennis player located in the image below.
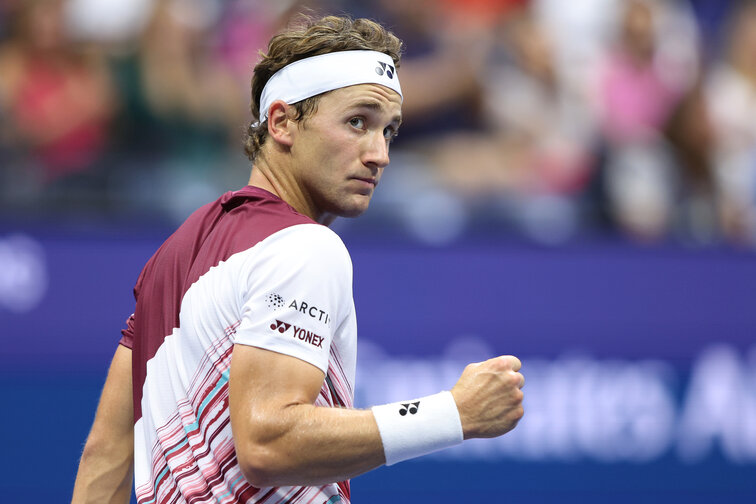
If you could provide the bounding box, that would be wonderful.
[71,15,524,504]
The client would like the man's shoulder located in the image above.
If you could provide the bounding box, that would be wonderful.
[139,187,322,289]
[189,188,351,281]
[260,221,348,259]
[175,186,317,254]
[219,187,343,257]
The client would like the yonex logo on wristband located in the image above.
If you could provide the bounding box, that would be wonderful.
[375,61,395,79]
[399,401,420,416]
[372,392,462,466]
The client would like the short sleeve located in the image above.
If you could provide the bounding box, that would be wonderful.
[119,313,136,349]
[234,224,353,374]
[119,263,147,349]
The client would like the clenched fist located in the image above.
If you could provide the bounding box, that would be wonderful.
[450,355,524,439]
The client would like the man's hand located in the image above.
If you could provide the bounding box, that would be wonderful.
[450,355,525,439]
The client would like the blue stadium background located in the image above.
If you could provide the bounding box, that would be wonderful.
[1,223,754,502]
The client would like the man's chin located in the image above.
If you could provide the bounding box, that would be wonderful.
[340,206,369,219]
[338,196,373,218]
[318,195,373,222]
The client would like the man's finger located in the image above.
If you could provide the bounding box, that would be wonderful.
[513,371,525,389]
[498,355,521,372]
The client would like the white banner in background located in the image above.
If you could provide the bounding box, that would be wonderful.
[355,338,756,464]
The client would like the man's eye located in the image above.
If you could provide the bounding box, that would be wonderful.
[349,117,365,129]
[383,127,398,142]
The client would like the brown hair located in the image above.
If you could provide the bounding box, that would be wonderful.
[243,15,403,162]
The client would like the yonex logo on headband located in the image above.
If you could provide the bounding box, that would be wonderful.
[375,61,395,79]
[258,50,403,123]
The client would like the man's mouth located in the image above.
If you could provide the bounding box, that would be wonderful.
[353,177,377,187]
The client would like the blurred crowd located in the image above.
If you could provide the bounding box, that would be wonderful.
[0,0,755,247]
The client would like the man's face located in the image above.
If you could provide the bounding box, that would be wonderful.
[288,83,402,222]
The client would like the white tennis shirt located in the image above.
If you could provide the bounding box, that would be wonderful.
[120,186,356,503]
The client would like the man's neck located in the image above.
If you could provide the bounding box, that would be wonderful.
[248,159,334,226]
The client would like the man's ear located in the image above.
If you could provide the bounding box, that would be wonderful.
[266,101,295,148]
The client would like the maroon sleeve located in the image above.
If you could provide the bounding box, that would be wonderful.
[119,263,146,350]
[119,313,135,349]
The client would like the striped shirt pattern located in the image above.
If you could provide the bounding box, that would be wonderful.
[121,187,357,504]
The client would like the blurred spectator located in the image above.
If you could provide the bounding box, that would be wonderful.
[705,1,756,245]
[0,0,117,208]
[216,0,306,84]
[119,0,243,156]
[0,0,750,249]
[532,0,625,100]
[390,5,597,243]
[345,0,511,243]
[106,0,345,221]
[596,0,698,144]
[663,81,718,244]
[593,0,700,241]
[65,0,155,45]
[479,9,595,197]
[355,0,497,138]
[106,0,249,219]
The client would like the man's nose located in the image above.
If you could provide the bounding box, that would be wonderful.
[362,131,390,169]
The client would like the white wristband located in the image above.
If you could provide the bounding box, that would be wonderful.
[371,391,464,466]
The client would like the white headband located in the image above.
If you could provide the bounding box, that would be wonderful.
[258,50,402,123]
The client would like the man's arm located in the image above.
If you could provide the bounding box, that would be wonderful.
[229,344,524,488]
[229,345,383,487]
[71,344,134,504]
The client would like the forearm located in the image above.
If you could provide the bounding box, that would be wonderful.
[71,345,134,504]
[228,347,524,487]
[251,356,526,486]
[71,435,133,504]
[235,403,384,487]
